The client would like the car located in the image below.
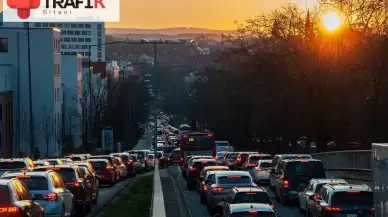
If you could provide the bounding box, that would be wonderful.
[59,158,74,163]
[33,164,93,215]
[216,187,276,215]
[307,183,373,217]
[215,152,228,165]
[65,155,86,162]
[186,159,218,190]
[199,171,219,204]
[111,153,136,177]
[204,171,257,214]
[216,203,277,217]
[169,148,181,165]
[223,152,239,168]
[234,152,253,170]
[184,156,214,178]
[0,178,44,217]
[74,161,100,204]
[113,157,127,180]
[273,158,326,205]
[243,154,272,171]
[269,154,312,189]
[249,159,272,184]
[0,158,35,176]
[128,154,142,174]
[88,159,116,186]
[147,154,155,169]
[1,171,74,217]
[33,160,50,166]
[197,166,230,191]
[298,178,347,214]
[128,150,151,171]
[89,155,119,183]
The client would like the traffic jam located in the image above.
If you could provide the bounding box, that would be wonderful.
[0,152,153,217]
[157,122,374,217]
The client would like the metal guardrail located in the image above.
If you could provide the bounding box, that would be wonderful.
[311,150,372,172]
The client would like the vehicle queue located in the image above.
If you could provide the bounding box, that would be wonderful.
[0,151,154,217]
[170,151,374,217]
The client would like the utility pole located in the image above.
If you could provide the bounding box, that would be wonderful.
[153,42,158,157]
[26,22,35,156]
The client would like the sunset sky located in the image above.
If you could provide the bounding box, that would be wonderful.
[0,0,317,29]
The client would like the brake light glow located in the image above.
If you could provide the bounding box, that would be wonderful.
[270,205,275,209]
[346,190,360,193]
[283,180,289,188]
[20,169,28,173]
[246,192,256,195]
[257,168,263,171]
[189,167,196,171]
[301,160,309,162]
[66,182,80,187]
[371,208,374,211]
[44,193,58,201]
[227,176,241,178]
[325,207,341,212]
[16,176,31,179]
[211,187,224,192]
[202,162,208,164]
[204,185,208,191]
[106,166,113,169]
[126,162,132,165]
[248,210,258,214]
[0,206,18,213]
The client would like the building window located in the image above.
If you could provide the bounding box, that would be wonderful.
[71,38,77,42]
[78,24,84,28]
[82,45,88,49]
[85,24,91,28]
[71,24,77,28]
[75,31,80,35]
[78,38,85,42]
[35,23,41,27]
[98,58,102,61]
[42,23,48,27]
[85,52,90,56]
[97,24,102,30]
[61,44,66,49]
[64,38,70,42]
[57,24,63,28]
[82,31,91,36]
[0,38,8,53]
[98,31,102,37]
[61,31,67,34]
[85,38,91,42]
[98,52,102,58]
[49,23,55,27]
[71,52,77,55]
[67,31,74,35]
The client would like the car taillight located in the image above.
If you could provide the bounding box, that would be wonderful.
[126,161,132,165]
[180,157,183,162]
[189,167,196,171]
[106,166,113,169]
[371,208,374,211]
[66,182,80,187]
[211,187,224,192]
[248,164,255,166]
[325,207,341,212]
[283,180,289,188]
[0,206,19,213]
[270,205,275,209]
[44,193,58,201]
[203,185,208,191]
[257,168,263,171]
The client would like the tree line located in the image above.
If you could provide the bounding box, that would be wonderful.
[190,0,388,153]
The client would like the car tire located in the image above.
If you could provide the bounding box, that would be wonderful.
[280,190,288,206]
[299,204,304,214]
[92,191,98,205]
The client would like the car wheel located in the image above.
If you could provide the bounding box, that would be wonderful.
[280,190,288,206]
[92,191,98,205]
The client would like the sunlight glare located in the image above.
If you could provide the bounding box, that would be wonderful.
[322,11,342,32]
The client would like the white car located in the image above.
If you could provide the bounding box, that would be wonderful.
[298,178,347,214]
[2,170,74,217]
[147,154,155,168]
[250,159,272,184]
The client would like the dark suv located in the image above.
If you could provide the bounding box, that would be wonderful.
[186,158,217,190]
[34,164,93,214]
[273,159,326,205]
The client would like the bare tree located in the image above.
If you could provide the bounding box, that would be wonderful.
[38,107,55,157]
[19,110,40,155]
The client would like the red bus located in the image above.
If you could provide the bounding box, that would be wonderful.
[179,131,216,164]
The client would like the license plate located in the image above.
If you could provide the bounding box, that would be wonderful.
[347,214,357,217]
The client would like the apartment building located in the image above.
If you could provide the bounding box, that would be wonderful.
[0,27,62,156]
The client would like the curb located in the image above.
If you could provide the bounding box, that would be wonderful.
[149,170,155,217]
[167,168,192,217]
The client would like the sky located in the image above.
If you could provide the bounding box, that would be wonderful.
[0,0,317,30]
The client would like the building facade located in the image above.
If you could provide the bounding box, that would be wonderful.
[61,55,83,149]
[0,27,62,157]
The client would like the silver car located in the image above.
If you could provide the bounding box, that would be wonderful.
[204,171,257,214]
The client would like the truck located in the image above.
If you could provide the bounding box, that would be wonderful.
[372,143,388,216]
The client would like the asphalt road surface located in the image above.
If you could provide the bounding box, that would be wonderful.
[166,166,372,217]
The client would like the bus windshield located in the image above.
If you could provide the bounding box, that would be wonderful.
[183,134,213,148]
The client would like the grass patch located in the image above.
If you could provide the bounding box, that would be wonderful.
[102,175,153,217]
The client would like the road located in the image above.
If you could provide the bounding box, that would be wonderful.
[165,166,373,217]
[87,128,153,217]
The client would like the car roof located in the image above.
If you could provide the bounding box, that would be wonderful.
[192,159,217,163]
[90,155,111,157]
[324,184,372,192]
[283,158,321,163]
[35,164,78,169]
[233,186,266,192]
[203,166,229,170]
[311,178,347,184]
[280,154,312,158]
[229,203,274,213]
[0,158,27,162]
[249,154,271,156]
[88,159,109,162]
[3,171,50,177]
[257,159,272,163]
[190,155,212,159]
[215,171,250,177]
[0,178,13,186]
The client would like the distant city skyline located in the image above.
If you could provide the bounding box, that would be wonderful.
[0,0,317,30]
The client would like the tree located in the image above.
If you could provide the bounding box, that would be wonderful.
[19,110,40,155]
[38,107,55,157]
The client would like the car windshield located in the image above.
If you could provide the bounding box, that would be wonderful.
[0,186,10,204]
[216,153,225,157]
[285,161,326,178]
[218,175,251,184]
[230,212,276,217]
[0,162,26,169]
[228,153,238,159]
[233,192,271,204]
[156,153,163,158]
[14,176,48,190]
[331,191,373,206]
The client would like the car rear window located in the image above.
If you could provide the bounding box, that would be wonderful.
[0,186,10,204]
[216,152,225,157]
[14,176,48,190]
[240,154,249,161]
[89,161,107,171]
[282,155,312,160]
[90,156,113,165]
[35,168,76,181]
[193,161,217,170]
[0,162,26,169]
[218,175,251,184]
[206,174,215,181]
[216,142,229,146]
[234,192,271,204]
[228,153,238,159]
[47,160,59,165]
[230,212,276,217]
[207,168,230,173]
[119,155,129,162]
[70,157,82,161]
[171,151,180,156]
[148,155,155,159]
[250,156,272,162]
[259,162,272,168]
[285,161,326,178]
[331,191,373,206]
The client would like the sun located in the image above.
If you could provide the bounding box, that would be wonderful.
[322,11,342,31]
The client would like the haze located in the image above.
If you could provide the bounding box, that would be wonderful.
[0,0,317,29]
